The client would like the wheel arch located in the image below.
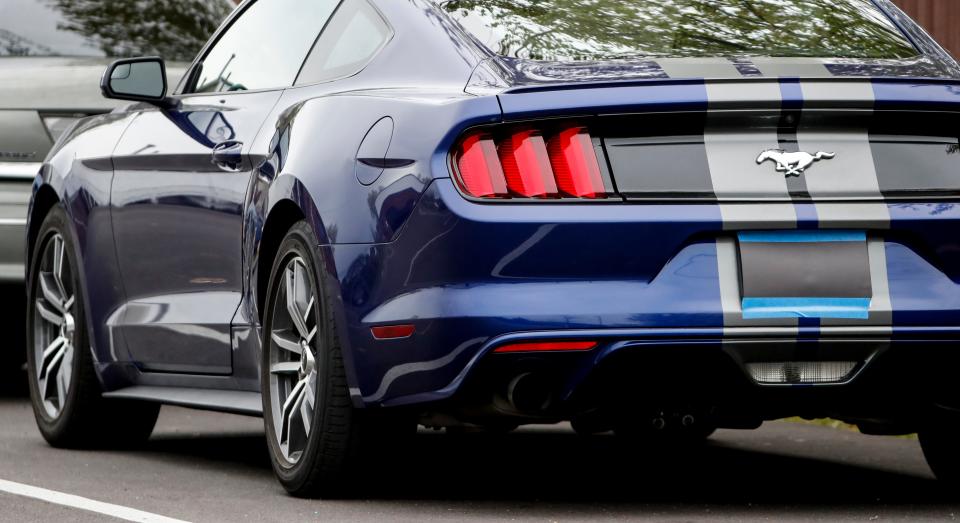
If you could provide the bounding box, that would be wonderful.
[256,199,306,322]
[26,184,61,274]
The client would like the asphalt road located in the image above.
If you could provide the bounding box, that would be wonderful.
[0,390,957,522]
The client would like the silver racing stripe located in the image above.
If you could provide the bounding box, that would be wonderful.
[708,82,798,335]
[797,81,893,330]
[716,237,798,330]
[657,58,743,80]
[718,203,799,231]
[704,82,797,230]
[821,238,893,329]
[798,81,890,229]
[705,80,782,108]
[799,81,875,109]
[750,57,833,78]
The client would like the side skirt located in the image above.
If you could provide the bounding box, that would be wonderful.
[102,386,263,417]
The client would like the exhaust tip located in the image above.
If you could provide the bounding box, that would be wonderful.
[506,373,553,413]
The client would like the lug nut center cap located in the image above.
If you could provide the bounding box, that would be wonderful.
[61,312,75,338]
[299,341,315,377]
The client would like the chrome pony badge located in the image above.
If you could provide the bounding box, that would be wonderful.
[756,149,836,177]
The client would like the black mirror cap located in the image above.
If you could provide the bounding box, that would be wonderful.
[100,57,175,108]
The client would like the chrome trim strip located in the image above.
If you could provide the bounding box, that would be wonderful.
[0,162,41,180]
[0,218,27,226]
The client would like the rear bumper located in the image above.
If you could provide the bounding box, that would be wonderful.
[453,328,960,431]
[332,179,960,411]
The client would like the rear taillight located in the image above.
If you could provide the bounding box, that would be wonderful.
[453,125,610,201]
[498,130,558,198]
[548,127,606,199]
[455,134,508,198]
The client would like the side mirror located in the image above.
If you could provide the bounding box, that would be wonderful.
[101,57,172,107]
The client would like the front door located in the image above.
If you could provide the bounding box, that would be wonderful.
[108,0,341,375]
[110,91,280,374]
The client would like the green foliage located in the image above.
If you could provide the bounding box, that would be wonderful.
[47,0,233,61]
[441,0,917,61]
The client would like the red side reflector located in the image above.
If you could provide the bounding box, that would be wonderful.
[497,130,559,198]
[493,341,598,354]
[371,325,416,340]
[455,133,508,198]
[548,127,606,199]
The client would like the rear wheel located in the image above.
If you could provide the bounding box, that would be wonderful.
[920,419,960,484]
[262,221,411,498]
[27,206,159,448]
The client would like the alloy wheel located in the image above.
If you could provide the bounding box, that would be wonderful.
[32,233,76,419]
[268,256,320,465]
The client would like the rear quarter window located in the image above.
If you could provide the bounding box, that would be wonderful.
[440,0,918,61]
[296,0,392,86]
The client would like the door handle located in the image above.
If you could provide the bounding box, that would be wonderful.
[211,140,243,171]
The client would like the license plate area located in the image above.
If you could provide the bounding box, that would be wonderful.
[738,231,872,319]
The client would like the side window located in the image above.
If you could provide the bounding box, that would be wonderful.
[295,0,391,86]
[189,0,340,93]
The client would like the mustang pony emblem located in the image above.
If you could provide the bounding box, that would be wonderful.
[756,149,836,177]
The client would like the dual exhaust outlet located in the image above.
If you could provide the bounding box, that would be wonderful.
[505,373,704,432]
[650,412,698,431]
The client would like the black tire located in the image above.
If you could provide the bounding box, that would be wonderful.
[920,419,960,483]
[27,205,159,448]
[0,283,27,397]
[261,221,411,498]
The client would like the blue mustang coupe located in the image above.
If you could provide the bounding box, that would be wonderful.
[25,0,960,496]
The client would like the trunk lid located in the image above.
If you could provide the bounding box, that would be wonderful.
[486,77,960,325]
[498,78,960,203]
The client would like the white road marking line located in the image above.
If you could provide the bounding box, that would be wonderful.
[0,478,190,523]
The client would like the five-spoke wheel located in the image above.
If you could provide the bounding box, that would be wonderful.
[268,256,321,465]
[33,233,76,419]
[27,205,159,448]
[261,221,413,498]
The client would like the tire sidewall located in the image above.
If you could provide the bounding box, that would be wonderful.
[261,221,336,490]
[26,205,90,438]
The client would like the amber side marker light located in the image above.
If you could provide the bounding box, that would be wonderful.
[371,325,416,340]
[493,341,598,354]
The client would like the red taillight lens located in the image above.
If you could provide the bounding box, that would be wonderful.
[547,127,607,199]
[455,133,508,198]
[498,130,558,198]
[452,125,609,201]
[493,341,598,353]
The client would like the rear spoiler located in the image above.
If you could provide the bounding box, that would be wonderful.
[497,78,960,120]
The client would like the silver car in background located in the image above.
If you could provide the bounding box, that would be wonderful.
[0,0,234,386]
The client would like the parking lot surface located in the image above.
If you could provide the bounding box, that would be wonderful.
[0,394,956,522]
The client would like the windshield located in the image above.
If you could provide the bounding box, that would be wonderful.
[0,0,235,61]
[440,0,918,61]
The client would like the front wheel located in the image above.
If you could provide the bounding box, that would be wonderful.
[261,221,411,498]
[27,205,159,448]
